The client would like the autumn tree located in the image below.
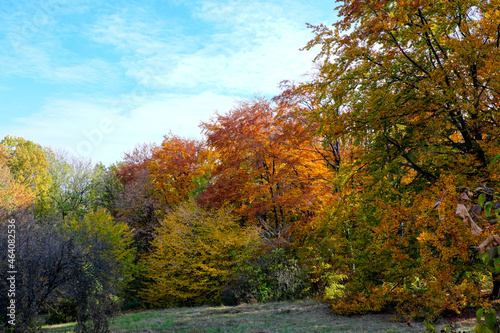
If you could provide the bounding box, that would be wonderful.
[149,134,213,209]
[200,97,333,245]
[1,136,52,216]
[304,0,500,185]
[116,137,216,307]
[0,145,33,213]
[115,143,156,186]
[300,0,500,318]
[141,200,259,307]
[114,143,160,254]
[1,136,52,194]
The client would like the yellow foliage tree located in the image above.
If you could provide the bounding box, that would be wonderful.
[0,145,34,213]
[64,208,136,283]
[141,200,260,307]
[1,135,52,197]
[1,135,52,216]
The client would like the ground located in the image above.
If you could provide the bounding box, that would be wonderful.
[43,299,477,333]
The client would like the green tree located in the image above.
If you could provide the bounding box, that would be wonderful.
[47,150,105,219]
[64,208,136,281]
[0,208,135,332]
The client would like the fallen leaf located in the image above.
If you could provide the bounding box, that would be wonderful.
[478,235,500,254]
[456,203,482,236]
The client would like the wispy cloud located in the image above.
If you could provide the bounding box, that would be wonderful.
[4,92,237,164]
[0,0,120,85]
[0,0,336,165]
[89,0,321,95]
[89,13,180,55]
[0,44,117,84]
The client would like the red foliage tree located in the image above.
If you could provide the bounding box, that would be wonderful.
[200,97,333,245]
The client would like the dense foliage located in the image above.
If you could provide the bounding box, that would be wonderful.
[3,0,500,329]
[141,200,259,307]
[296,0,500,320]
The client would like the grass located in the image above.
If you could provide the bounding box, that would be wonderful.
[42,299,477,333]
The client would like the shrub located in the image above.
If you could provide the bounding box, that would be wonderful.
[221,248,312,305]
[0,208,135,332]
[45,298,78,325]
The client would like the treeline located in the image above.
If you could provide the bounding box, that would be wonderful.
[3,0,500,331]
[0,93,336,331]
[0,137,134,331]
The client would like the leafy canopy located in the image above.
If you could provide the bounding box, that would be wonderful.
[141,200,260,307]
[299,0,500,318]
[305,0,500,187]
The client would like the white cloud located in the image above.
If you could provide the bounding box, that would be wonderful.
[48,59,117,83]
[3,92,237,165]
[89,0,319,95]
[0,43,119,84]
[89,13,179,55]
[0,0,336,165]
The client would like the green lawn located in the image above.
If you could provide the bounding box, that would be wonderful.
[43,300,477,333]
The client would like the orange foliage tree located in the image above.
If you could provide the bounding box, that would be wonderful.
[299,0,500,319]
[200,97,334,245]
[148,134,214,209]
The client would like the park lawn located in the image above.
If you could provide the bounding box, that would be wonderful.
[42,299,477,333]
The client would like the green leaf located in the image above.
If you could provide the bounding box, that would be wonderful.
[475,323,489,333]
[477,308,485,323]
[423,319,434,331]
[493,153,500,164]
[479,194,487,208]
[494,257,500,274]
[486,202,494,217]
[485,311,498,330]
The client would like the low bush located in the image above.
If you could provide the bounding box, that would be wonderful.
[45,298,78,325]
[221,248,312,305]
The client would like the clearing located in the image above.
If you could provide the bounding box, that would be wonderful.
[43,299,477,332]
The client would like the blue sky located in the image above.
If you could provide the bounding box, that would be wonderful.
[0,0,336,165]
